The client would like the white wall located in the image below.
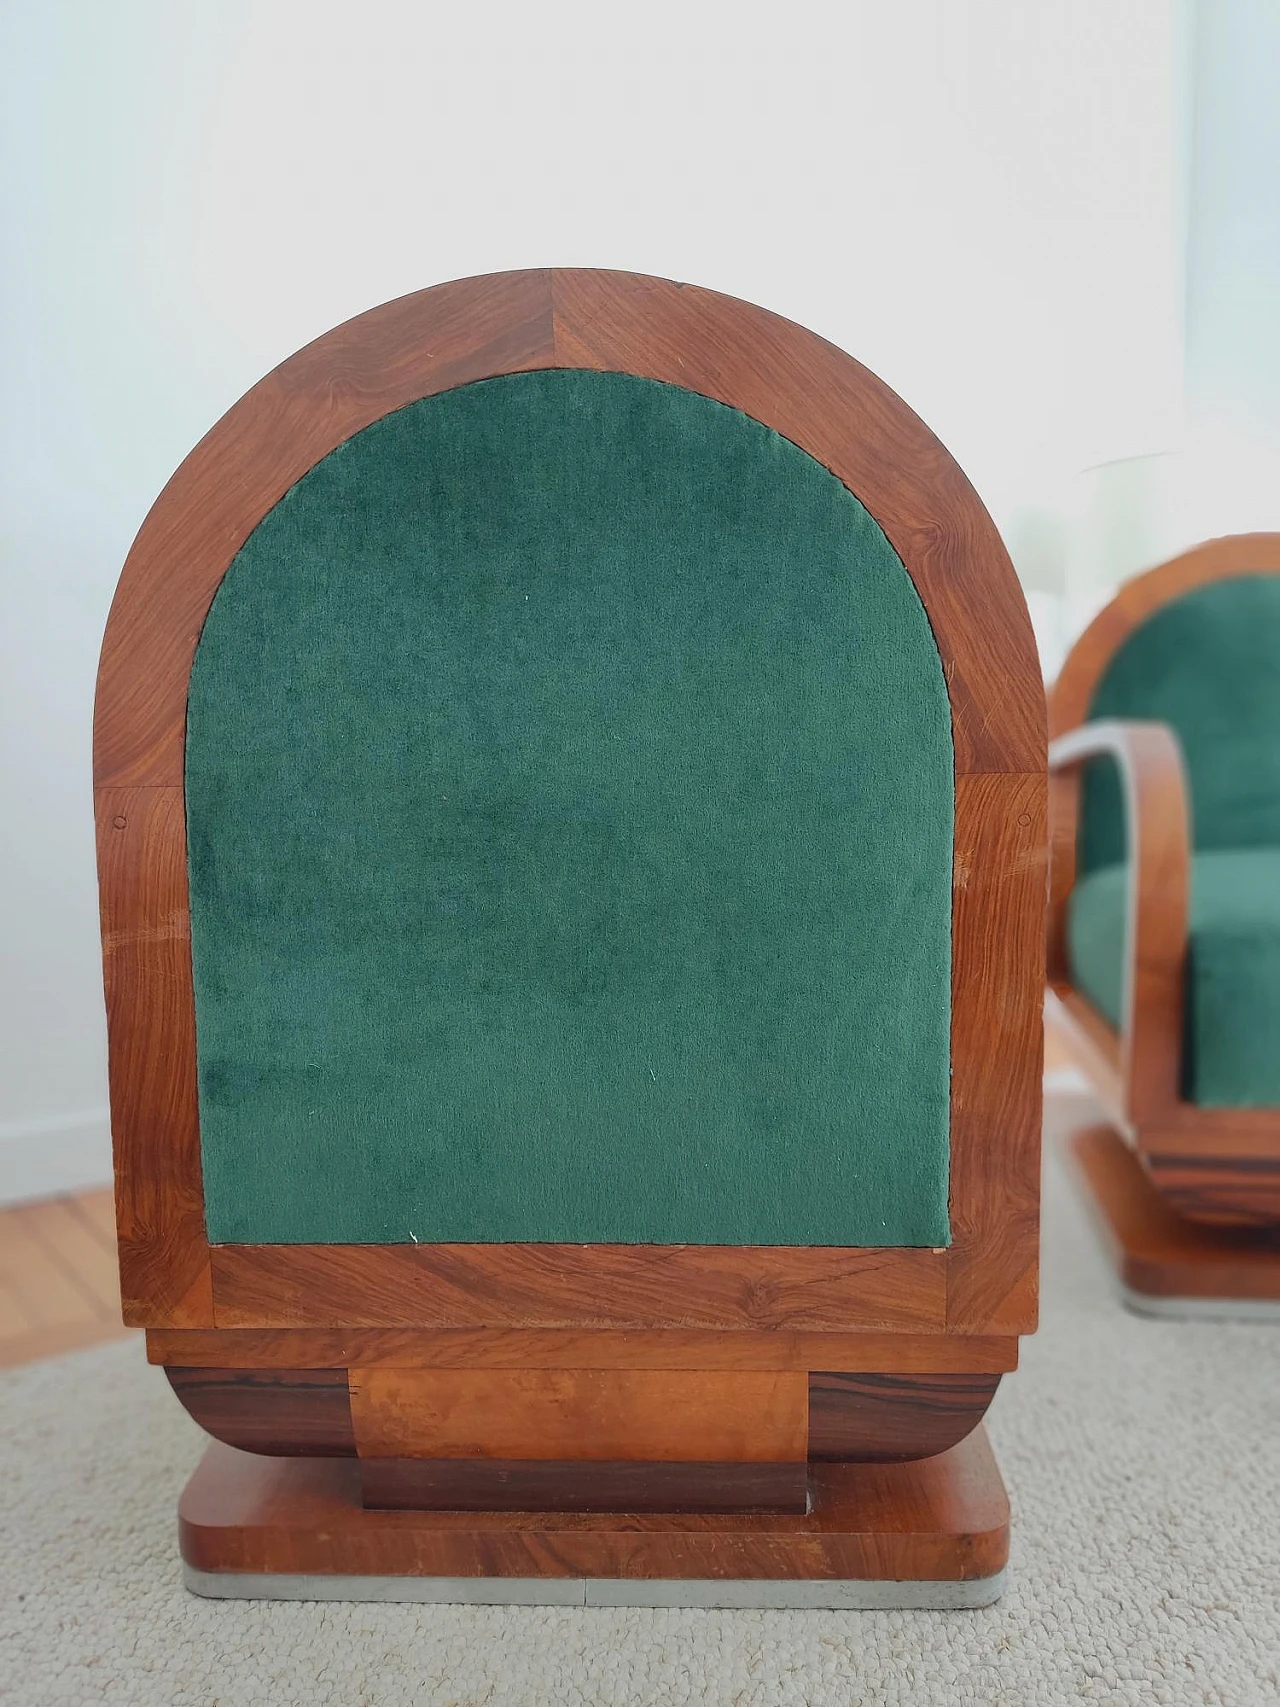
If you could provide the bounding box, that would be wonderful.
[1055,0,1280,646]
[0,0,1180,1200]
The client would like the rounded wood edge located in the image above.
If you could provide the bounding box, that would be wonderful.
[1050,532,1280,737]
[95,265,1042,788]
[176,1427,1010,1582]
[166,1366,358,1457]
[808,1371,1002,1463]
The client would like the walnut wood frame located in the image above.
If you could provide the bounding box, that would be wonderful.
[1047,534,1280,1225]
[96,269,1044,1381]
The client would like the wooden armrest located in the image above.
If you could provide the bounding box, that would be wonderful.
[1047,719,1191,1122]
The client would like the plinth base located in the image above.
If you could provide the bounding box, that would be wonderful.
[1072,1125,1280,1319]
[178,1428,1010,1609]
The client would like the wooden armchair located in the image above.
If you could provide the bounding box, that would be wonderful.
[95,269,1044,1606]
[1048,535,1280,1314]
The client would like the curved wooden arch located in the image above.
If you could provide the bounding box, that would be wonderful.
[1047,533,1280,1227]
[1050,532,1280,739]
[94,269,1044,1341]
[1049,534,1280,979]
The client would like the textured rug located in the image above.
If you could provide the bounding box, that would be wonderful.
[2,1103,1279,1706]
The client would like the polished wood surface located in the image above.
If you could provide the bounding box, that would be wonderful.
[1047,534,1280,1228]
[146,1326,1021,1373]
[163,1361,1003,1500]
[808,1373,1000,1463]
[209,1242,944,1332]
[97,787,211,1324]
[1072,1125,1280,1301]
[166,1368,356,1456]
[179,1427,1010,1584]
[360,1459,810,1516]
[1048,720,1189,1127]
[946,772,1043,1333]
[0,1188,134,1369]
[346,1369,809,1464]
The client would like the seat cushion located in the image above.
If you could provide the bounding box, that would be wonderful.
[1068,846,1280,1107]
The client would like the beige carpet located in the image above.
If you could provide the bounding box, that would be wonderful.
[2,1106,1279,1706]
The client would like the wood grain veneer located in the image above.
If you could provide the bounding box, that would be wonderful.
[808,1373,1000,1463]
[145,1328,1021,1373]
[179,1428,1010,1583]
[1072,1126,1280,1301]
[345,1369,809,1465]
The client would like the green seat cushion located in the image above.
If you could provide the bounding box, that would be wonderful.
[185,368,955,1246]
[1068,847,1280,1107]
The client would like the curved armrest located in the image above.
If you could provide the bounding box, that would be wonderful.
[1048,718,1191,1121]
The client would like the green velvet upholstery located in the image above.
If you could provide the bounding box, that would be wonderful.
[1080,575,1280,874]
[1068,848,1280,1107]
[185,369,955,1246]
[1070,572,1280,1108]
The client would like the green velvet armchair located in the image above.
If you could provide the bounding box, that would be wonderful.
[95,268,1045,1602]
[1047,534,1280,1313]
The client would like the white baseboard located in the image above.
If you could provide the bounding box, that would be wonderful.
[0,1109,113,1206]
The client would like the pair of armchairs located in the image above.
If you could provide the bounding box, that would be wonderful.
[95,270,1044,1605]
[1047,537,1280,1314]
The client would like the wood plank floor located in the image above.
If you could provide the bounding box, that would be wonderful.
[0,1187,135,1370]
[0,1030,1078,1372]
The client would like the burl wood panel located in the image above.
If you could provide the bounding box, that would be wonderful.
[1047,535,1280,1228]
[147,1327,1021,1373]
[180,1427,1010,1583]
[360,1459,809,1516]
[96,268,1044,1336]
[346,1369,808,1464]
[167,1368,356,1455]
[808,1373,1001,1463]
[1074,1125,1280,1298]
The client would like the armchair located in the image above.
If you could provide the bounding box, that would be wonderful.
[96,269,1045,1604]
[1047,535,1280,1313]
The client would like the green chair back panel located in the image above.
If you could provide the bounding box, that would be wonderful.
[1081,574,1280,873]
[185,369,955,1245]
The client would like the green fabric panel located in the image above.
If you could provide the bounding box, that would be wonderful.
[1067,848,1280,1107]
[1080,574,1280,873]
[185,369,954,1246]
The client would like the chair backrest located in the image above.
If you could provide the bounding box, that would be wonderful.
[1052,537,1280,874]
[95,270,1043,1336]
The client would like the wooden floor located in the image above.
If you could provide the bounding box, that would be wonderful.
[1,1030,1078,1373]
[0,1187,134,1370]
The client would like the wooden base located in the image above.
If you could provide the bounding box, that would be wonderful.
[1072,1125,1280,1315]
[178,1429,1009,1604]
